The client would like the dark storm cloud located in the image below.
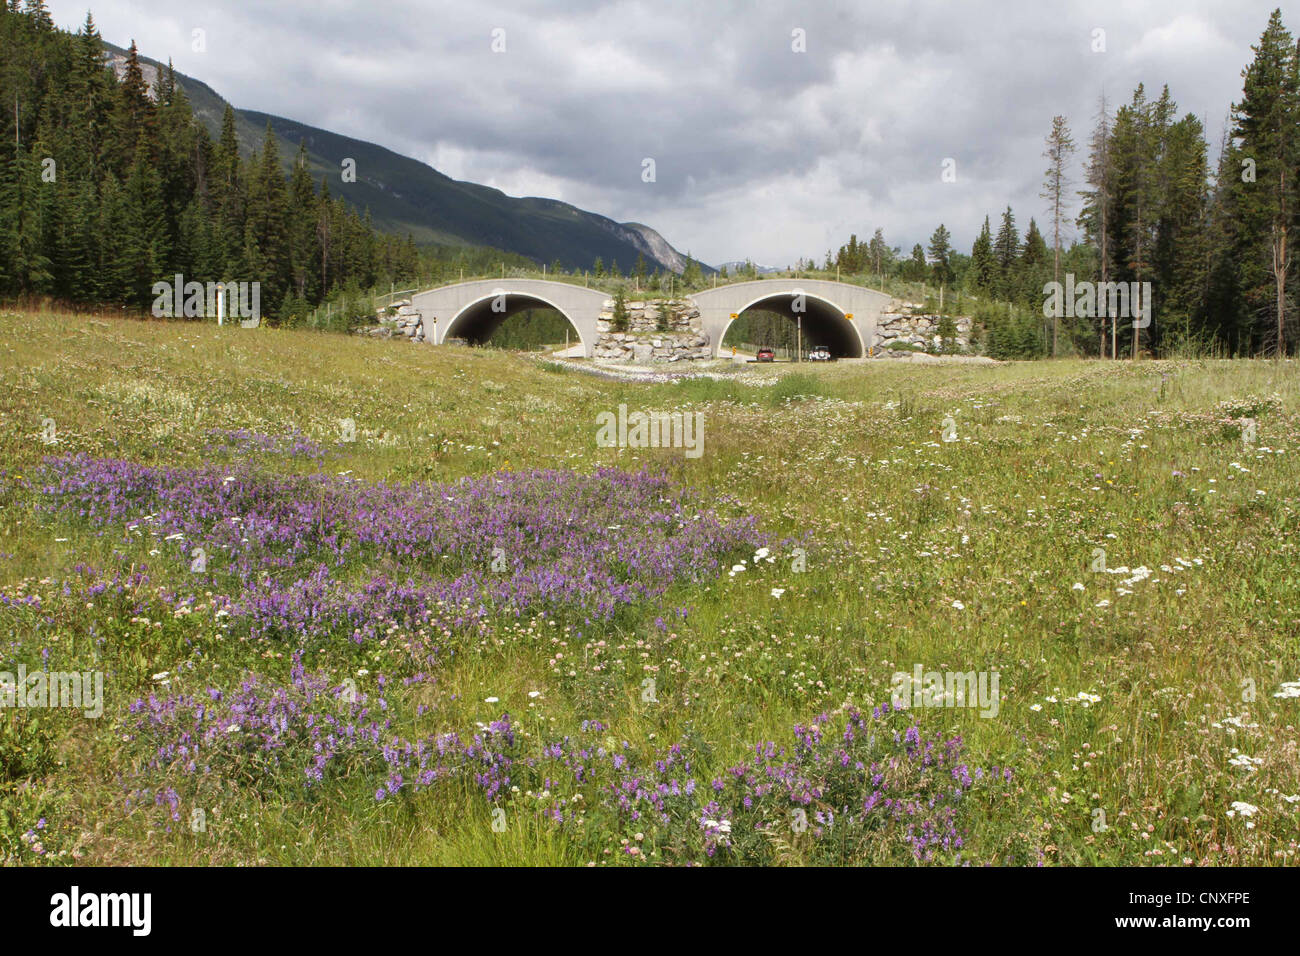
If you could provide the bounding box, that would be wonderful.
[47,0,1281,266]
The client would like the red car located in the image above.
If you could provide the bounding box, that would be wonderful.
[755,347,776,362]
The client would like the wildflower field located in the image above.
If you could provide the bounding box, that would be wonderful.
[1,310,1297,867]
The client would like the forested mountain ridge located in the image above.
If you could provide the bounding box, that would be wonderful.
[99,40,697,273]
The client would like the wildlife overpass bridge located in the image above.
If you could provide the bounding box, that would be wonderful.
[409,278,893,359]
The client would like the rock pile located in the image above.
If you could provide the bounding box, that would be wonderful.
[592,298,711,363]
[356,299,426,341]
[870,303,972,358]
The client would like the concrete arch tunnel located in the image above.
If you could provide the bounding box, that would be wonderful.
[692,279,892,359]
[441,291,583,348]
[412,279,607,355]
[410,277,894,359]
[712,289,866,358]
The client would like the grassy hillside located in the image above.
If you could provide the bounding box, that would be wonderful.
[1,310,1297,865]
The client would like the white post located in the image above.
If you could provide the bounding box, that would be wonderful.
[216,283,225,326]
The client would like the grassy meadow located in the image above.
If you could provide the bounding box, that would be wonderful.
[1,308,1297,866]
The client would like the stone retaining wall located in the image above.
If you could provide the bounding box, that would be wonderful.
[870,302,972,358]
[592,298,711,363]
[356,299,426,341]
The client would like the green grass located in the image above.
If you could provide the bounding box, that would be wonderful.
[1,308,1298,866]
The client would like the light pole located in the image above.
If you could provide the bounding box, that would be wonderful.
[796,313,802,363]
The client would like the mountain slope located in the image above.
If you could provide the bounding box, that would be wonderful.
[103,43,700,273]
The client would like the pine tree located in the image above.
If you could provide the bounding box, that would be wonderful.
[93,171,131,301]
[655,298,671,331]
[1202,123,1252,353]
[121,151,168,306]
[937,312,958,353]
[927,224,953,286]
[868,228,890,280]
[155,62,199,272]
[611,286,629,332]
[1041,115,1075,355]
[316,176,334,294]
[1079,94,1116,356]
[287,142,320,303]
[682,254,702,287]
[1110,84,1160,356]
[24,0,52,30]
[0,140,54,293]
[211,106,245,278]
[111,40,155,170]
[1229,9,1298,354]
[71,14,112,181]
[243,124,291,311]
[993,206,1019,298]
[969,216,995,295]
[1017,219,1049,309]
[1153,111,1210,350]
[903,243,927,282]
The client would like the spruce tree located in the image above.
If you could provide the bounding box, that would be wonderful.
[111,40,155,170]
[904,243,927,282]
[287,142,321,302]
[993,206,1019,299]
[611,286,629,332]
[1018,219,1049,309]
[970,216,995,295]
[1229,9,1297,354]
[121,151,167,306]
[244,123,291,310]
[927,224,953,286]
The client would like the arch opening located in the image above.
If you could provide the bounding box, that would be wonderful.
[719,292,863,359]
[443,293,585,350]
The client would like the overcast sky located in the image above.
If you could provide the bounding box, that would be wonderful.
[47,0,1287,268]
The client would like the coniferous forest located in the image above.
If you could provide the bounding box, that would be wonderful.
[0,3,429,325]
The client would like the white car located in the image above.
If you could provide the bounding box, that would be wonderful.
[808,345,833,361]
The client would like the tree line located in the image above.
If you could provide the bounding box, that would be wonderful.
[825,9,1297,359]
